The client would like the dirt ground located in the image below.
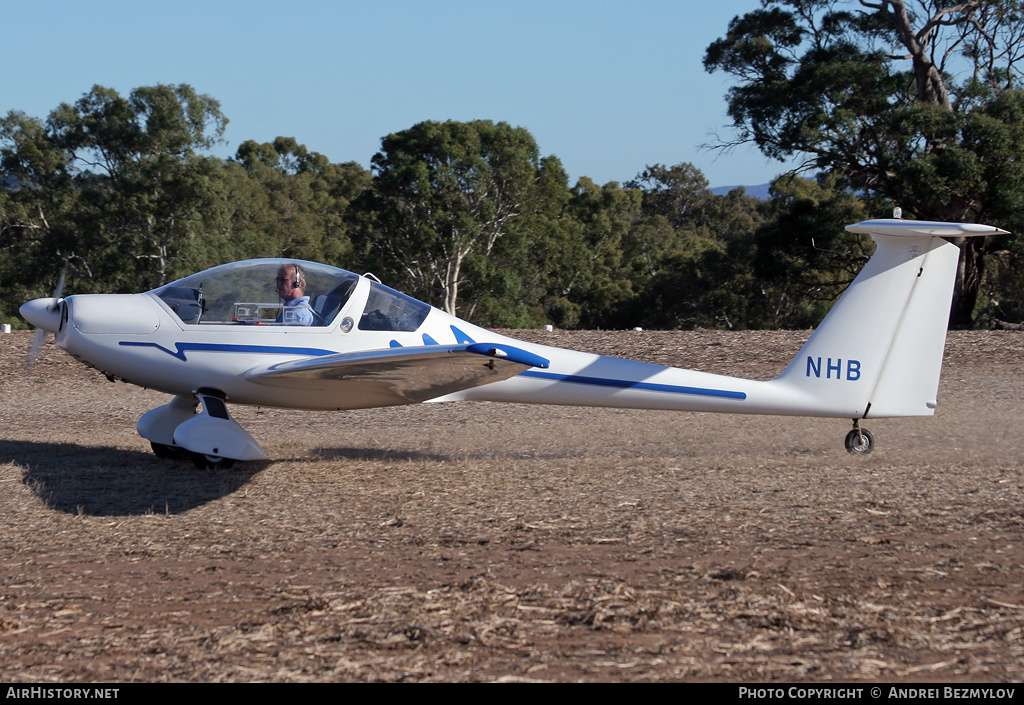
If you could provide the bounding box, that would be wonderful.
[0,327,1022,683]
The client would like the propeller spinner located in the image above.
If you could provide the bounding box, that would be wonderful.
[22,266,67,369]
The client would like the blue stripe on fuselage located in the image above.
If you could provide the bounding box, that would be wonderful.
[518,370,746,400]
[119,341,336,361]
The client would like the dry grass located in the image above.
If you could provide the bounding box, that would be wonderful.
[0,328,1022,682]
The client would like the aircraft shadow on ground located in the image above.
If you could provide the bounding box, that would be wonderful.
[311,446,456,463]
[311,445,580,462]
[0,439,262,517]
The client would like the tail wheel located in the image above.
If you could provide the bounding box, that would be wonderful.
[845,427,874,455]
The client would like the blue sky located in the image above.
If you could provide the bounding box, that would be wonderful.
[2,0,798,188]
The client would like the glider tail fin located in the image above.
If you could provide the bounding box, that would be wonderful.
[776,219,1006,418]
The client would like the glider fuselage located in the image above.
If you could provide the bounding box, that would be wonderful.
[22,219,1010,462]
[56,278,781,415]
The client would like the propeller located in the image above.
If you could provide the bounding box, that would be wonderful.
[26,264,67,370]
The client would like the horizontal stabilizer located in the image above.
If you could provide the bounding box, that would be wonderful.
[846,219,1008,238]
[246,343,549,409]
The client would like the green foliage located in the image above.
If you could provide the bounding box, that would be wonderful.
[705,0,1024,326]
[625,187,773,330]
[355,120,557,322]
[1,84,230,295]
[229,137,370,264]
[8,78,1019,333]
[0,85,371,326]
[610,165,783,330]
[753,174,873,327]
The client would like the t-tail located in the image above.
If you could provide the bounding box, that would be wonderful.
[774,219,1006,428]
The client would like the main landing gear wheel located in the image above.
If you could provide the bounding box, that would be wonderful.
[150,442,186,460]
[151,441,174,458]
[845,427,875,455]
[189,452,236,470]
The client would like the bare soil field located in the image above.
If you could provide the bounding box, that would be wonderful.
[0,328,1022,682]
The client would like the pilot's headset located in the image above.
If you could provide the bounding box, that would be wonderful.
[289,263,306,290]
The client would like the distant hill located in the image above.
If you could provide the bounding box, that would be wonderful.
[710,183,771,199]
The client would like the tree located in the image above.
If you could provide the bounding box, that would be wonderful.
[541,178,643,328]
[753,174,873,327]
[358,120,551,319]
[1,84,230,296]
[704,0,1024,326]
[628,191,770,330]
[60,84,229,288]
[628,162,711,229]
[1,86,378,325]
[231,137,371,264]
[0,111,85,310]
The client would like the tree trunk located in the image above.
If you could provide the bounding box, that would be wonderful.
[948,238,986,328]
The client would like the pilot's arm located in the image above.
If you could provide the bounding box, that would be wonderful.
[280,297,315,326]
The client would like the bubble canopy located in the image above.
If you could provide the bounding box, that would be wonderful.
[150,259,360,327]
[148,259,433,332]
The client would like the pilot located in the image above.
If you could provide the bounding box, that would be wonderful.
[275,263,314,326]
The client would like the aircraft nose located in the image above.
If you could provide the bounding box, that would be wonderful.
[20,298,63,333]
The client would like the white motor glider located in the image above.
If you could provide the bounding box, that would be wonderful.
[21,218,1005,468]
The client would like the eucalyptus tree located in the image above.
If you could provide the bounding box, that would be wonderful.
[2,84,229,295]
[704,0,1024,325]
[752,174,873,327]
[360,120,556,321]
[232,137,371,265]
